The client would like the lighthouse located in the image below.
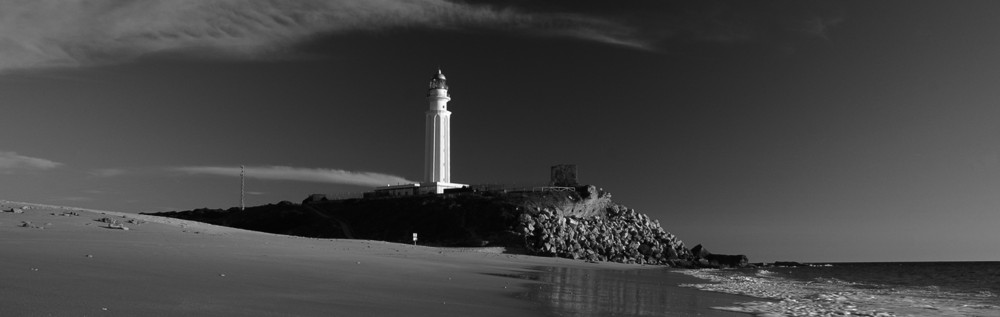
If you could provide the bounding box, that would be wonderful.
[425,69,451,183]
[368,69,467,197]
[416,69,467,194]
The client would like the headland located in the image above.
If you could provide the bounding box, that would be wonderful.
[150,184,750,268]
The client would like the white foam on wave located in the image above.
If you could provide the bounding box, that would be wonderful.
[675,269,1000,317]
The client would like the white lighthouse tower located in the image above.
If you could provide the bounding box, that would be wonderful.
[369,69,467,197]
[425,69,451,183]
[421,69,465,194]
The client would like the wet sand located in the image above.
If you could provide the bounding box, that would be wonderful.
[516,266,759,316]
[1,201,757,316]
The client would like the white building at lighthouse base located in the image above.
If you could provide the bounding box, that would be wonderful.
[373,182,467,197]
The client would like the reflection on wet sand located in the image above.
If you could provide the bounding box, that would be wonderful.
[513,266,755,316]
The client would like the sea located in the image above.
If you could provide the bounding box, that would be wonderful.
[677,262,1000,316]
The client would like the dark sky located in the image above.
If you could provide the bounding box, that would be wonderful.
[2,0,999,262]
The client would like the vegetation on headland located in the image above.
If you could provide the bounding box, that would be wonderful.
[148,185,749,268]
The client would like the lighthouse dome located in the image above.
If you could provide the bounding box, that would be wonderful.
[429,69,448,90]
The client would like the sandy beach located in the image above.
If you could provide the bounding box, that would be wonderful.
[1,201,754,316]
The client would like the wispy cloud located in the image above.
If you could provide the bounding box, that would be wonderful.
[0,0,646,72]
[89,168,126,177]
[626,1,844,47]
[173,165,415,187]
[0,151,62,170]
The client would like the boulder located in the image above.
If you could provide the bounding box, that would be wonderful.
[665,246,679,259]
[690,244,711,259]
[705,254,750,268]
[5,208,25,214]
[576,185,599,200]
[637,243,652,256]
[302,194,329,204]
[773,261,809,267]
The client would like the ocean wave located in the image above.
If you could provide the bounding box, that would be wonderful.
[675,269,1000,317]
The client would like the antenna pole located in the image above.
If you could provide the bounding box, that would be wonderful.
[240,165,245,211]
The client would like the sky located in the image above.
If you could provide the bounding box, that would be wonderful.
[2,0,999,263]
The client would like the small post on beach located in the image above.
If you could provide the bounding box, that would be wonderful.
[240,165,245,211]
[412,233,417,246]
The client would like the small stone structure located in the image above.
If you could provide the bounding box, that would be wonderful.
[550,164,578,187]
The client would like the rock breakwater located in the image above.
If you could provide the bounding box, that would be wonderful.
[517,204,690,265]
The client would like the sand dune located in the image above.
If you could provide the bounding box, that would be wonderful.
[0,200,749,316]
